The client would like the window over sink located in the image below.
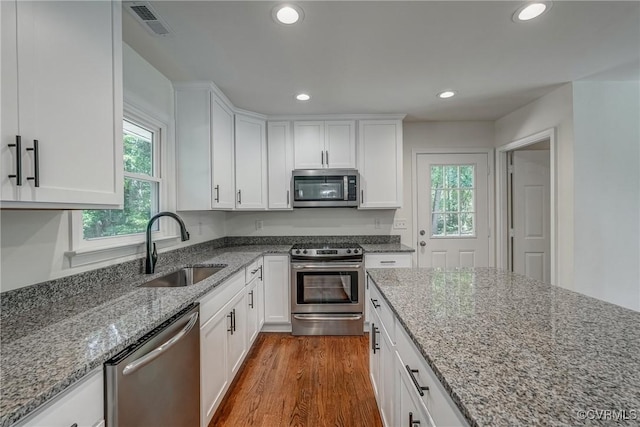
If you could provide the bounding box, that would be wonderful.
[66,102,176,267]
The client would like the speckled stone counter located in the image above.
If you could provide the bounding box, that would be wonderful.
[0,244,289,427]
[360,243,414,253]
[367,267,640,426]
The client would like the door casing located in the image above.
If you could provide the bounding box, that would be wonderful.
[495,128,558,285]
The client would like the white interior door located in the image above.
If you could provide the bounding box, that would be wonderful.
[416,153,490,268]
[512,150,551,283]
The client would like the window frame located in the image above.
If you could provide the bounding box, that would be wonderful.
[430,163,478,239]
[67,102,177,266]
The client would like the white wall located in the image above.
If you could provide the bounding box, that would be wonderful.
[0,44,225,292]
[494,84,575,291]
[572,81,640,311]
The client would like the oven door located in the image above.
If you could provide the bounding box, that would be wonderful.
[291,262,364,314]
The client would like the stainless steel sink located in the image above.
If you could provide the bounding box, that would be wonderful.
[140,266,226,288]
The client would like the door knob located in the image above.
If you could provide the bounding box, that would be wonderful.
[419,230,426,236]
[419,241,426,247]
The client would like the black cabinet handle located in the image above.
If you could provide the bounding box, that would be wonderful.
[325,150,329,166]
[406,365,429,396]
[214,185,220,202]
[371,324,380,354]
[70,424,78,427]
[286,189,290,205]
[249,290,254,308]
[237,189,242,204]
[26,139,39,187]
[8,135,22,185]
[258,265,263,280]
[232,308,236,332]
[409,412,421,426]
[321,151,324,165]
[227,311,233,335]
[371,298,381,309]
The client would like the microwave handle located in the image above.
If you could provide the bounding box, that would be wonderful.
[344,176,348,201]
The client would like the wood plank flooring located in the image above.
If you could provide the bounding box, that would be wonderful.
[209,333,383,427]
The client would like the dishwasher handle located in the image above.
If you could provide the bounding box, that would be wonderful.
[123,311,199,376]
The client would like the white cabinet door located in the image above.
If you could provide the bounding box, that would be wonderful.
[293,121,324,169]
[227,290,247,377]
[379,328,395,427]
[263,255,291,325]
[293,120,356,170]
[211,93,235,210]
[1,0,122,208]
[358,120,403,209]
[200,307,230,427]
[267,121,293,209]
[257,264,265,331]
[175,86,212,210]
[246,277,260,346]
[235,114,267,210]
[369,304,382,404]
[324,120,356,169]
[1,0,20,202]
[396,353,434,427]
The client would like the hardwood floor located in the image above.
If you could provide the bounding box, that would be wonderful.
[209,333,382,427]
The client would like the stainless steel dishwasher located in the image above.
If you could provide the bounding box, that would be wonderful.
[105,303,200,427]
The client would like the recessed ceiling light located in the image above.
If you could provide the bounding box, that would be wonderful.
[437,90,456,99]
[273,4,304,25]
[296,93,311,101]
[513,2,552,22]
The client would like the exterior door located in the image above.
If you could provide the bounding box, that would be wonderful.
[416,153,490,268]
[512,150,551,283]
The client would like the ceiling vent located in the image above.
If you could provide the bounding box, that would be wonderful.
[124,1,172,37]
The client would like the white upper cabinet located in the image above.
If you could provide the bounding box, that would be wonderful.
[175,83,235,210]
[293,120,356,169]
[358,120,403,209]
[267,121,294,210]
[234,113,267,210]
[211,95,235,209]
[1,0,123,208]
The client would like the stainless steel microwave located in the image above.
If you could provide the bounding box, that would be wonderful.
[292,169,359,208]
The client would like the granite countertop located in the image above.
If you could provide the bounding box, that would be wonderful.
[367,267,640,426]
[0,245,289,427]
[359,243,415,253]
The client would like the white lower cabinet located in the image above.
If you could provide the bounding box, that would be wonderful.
[199,270,246,427]
[263,255,291,330]
[369,297,395,427]
[246,257,264,347]
[15,369,103,427]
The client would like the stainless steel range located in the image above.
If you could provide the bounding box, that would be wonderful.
[290,243,364,335]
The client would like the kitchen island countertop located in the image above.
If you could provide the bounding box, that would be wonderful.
[367,267,640,426]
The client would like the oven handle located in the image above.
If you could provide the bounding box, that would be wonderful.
[291,263,363,270]
[293,314,363,321]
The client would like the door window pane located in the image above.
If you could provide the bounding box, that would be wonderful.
[430,164,476,237]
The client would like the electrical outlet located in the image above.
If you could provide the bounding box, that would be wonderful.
[255,220,263,230]
[393,219,407,229]
[374,218,381,229]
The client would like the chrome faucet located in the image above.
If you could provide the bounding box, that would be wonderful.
[145,211,190,274]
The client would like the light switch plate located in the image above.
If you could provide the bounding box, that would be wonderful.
[393,219,407,229]
[255,220,263,230]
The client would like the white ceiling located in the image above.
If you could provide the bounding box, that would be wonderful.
[123,1,640,121]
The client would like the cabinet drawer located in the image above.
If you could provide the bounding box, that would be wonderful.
[245,258,263,284]
[199,270,245,324]
[365,253,412,268]
[16,369,103,427]
[369,279,396,343]
[396,326,468,427]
